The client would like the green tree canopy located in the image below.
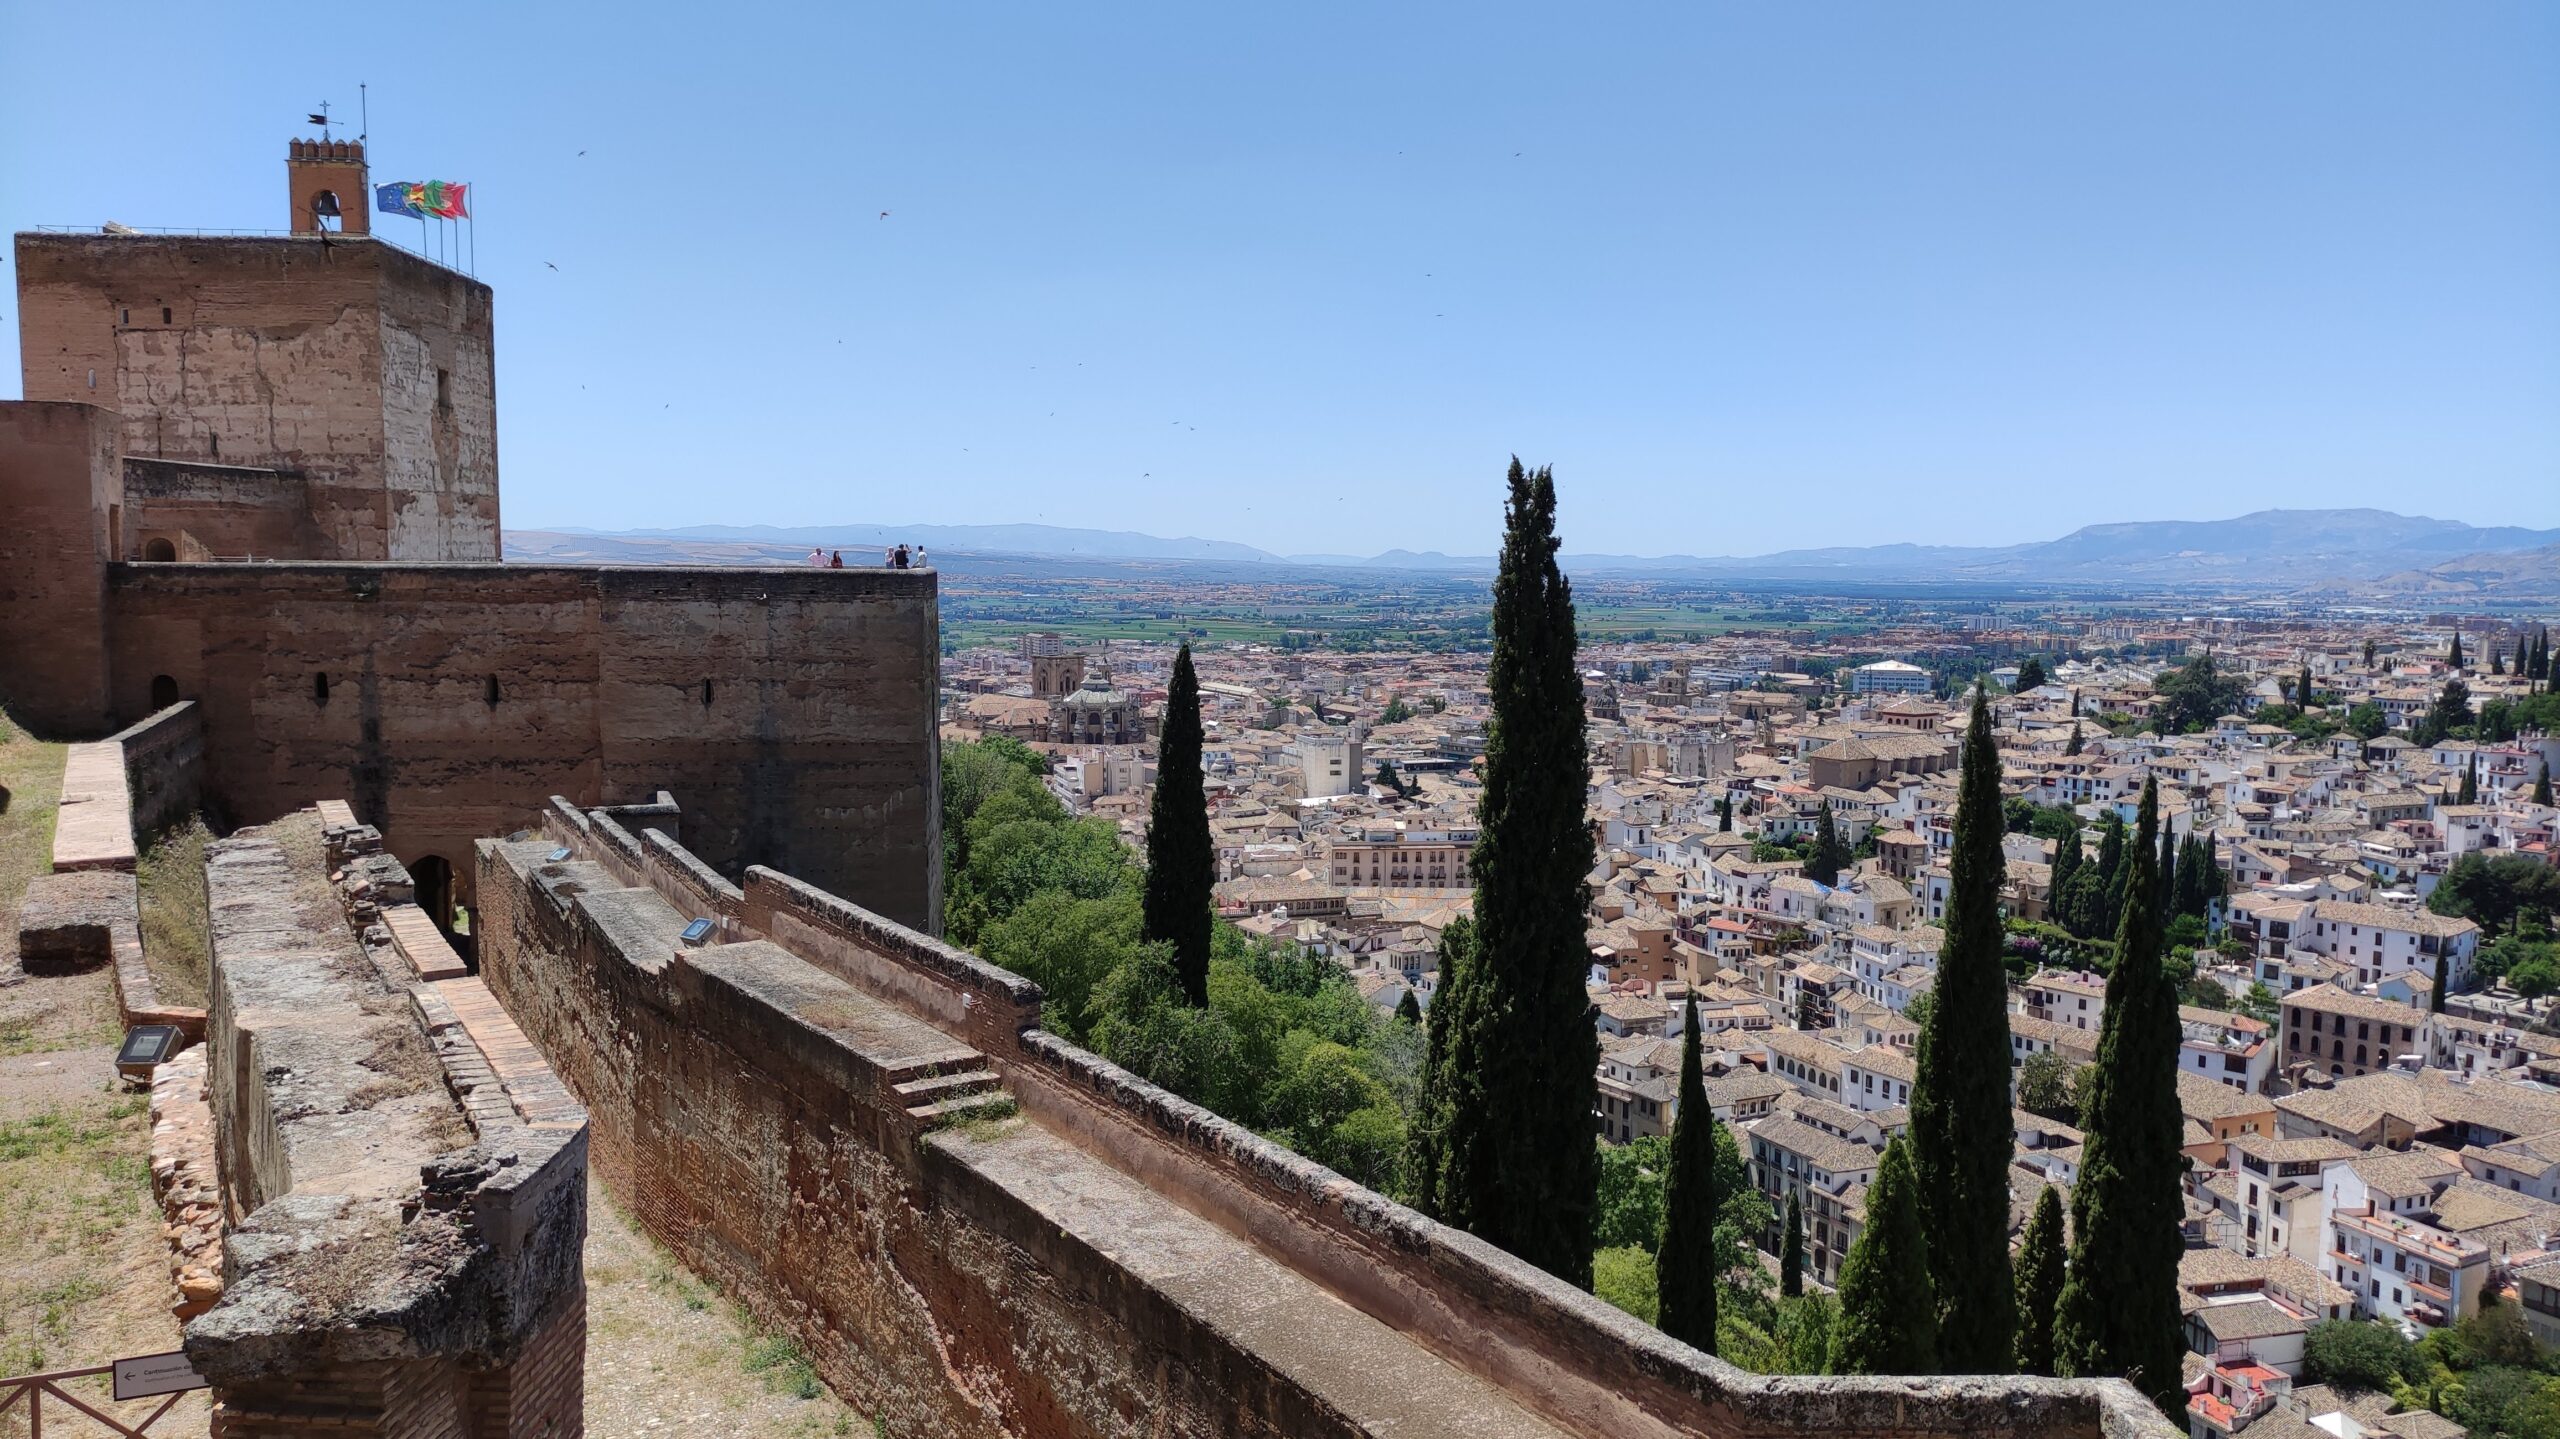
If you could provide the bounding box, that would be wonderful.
[2152,653,2248,734]
[1830,1137,1937,1375]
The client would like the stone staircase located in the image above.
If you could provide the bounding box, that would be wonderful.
[891,1062,1012,1128]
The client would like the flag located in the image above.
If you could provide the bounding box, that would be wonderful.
[376,181,469,220]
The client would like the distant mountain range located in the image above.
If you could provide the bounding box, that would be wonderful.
[511,509,2560,592]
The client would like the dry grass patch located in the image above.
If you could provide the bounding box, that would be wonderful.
[0,1055,208,1437]
[136,814,213,1009]
[583,1178,873,1437]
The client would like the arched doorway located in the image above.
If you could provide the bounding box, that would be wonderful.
[149,675,179,709]
[142,537,177,562]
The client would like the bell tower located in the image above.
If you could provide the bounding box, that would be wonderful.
[288,138,370,236]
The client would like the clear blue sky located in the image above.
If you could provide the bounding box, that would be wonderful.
[7,2,2556,557]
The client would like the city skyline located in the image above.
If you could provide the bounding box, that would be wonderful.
[5,2,2556,555]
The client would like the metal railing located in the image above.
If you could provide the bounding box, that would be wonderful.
[0,1364,188,1436]
[28,225,469,276]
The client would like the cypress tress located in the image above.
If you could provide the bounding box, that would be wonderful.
[2459,758,2478,806]
[1808,800,1844,885]
[2297,661,2314,709]
[2449,632,2464,669]
[2432,952,2449,1014]
[1436,459,1599,1285]
[1910,686,2017,1373]
[1141,643,1215,1006]
[1656,996,1719,1352]
[2092,814,2127,936]
[2065,722,2082,756]
[2534,764,2552,808]
[2157,821,2177,928]
[1831,1136,1937,1375]
[2055,778,2187,1416]
[1407,917,1478,1218]
[2013,1186,2066,1376]
[2050,827,2083,933]
[1781,1192,1805,1298]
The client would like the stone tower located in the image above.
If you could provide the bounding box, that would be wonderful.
[288,138,372,236]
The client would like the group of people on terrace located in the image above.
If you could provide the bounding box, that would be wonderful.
[804,544,929,569]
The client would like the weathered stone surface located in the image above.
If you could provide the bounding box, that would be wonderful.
[15,869,136,975]
[104,563,942,932]
[485,813,2187,1439]
[182,812,587,1439]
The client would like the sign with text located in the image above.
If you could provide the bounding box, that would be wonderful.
[112,1349,207,1400]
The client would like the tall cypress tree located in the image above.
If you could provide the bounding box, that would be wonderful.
[2050,828,2083,932]
[1408,917,1477,1218]
[1437,459,1599,1285]
[2157,819,2177,929]
[1910,686,2017,1373]
[1808,800,1845,886]
[2534,764,2553,808]
[2092,812,2127,939]
[2013,1185,2066,1377]
[1831,1136,1937,1375]
[2449,632,2464,669]
[2492,645,2507,676]
[1781,1192,1806,1299]
[2065,722,2083,756]
[1142,643,1215,1006]
[1719,795,1733,832]
[2432,951,2449,1014]
[1657,996,1719,1352]
[2459,758,2478,806]
[2297,661,2315,709]
[2055,779,2186,1416]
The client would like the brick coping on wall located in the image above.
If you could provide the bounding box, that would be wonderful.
[532,795,2182,1439]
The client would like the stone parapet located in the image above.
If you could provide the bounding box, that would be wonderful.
[485,800,2183,1439]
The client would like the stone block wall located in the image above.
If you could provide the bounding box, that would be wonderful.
[112,699,208,837]
[184,811,587,1438]
[13,232,497,563]
[482,801,2184,1439]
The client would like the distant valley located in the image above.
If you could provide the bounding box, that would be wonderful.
[507,508,2560,596]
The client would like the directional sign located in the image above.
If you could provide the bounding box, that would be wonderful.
[112,1349,207,1400]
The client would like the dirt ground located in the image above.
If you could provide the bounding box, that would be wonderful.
[582,1179,875,1438]
[0,970,212,1439]
[3,709,863,1435]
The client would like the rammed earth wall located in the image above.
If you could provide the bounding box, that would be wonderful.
[478,798,2185,1439]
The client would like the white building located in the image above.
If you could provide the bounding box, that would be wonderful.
[1849,660,1933,696]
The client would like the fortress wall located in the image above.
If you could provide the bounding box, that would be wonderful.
[0,400,120,735]
[122,456,319,560]
[492,803,2182,1439]
[15,234,394,555]
[104,564,941,931]
[379,252,499,560]
[109,700,208,837]
[14,232,500,562]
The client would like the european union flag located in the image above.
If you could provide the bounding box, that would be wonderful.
[375,182,424,218]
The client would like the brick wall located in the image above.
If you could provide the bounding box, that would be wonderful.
[0,400,120,735]
[482,811,2184,1439]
